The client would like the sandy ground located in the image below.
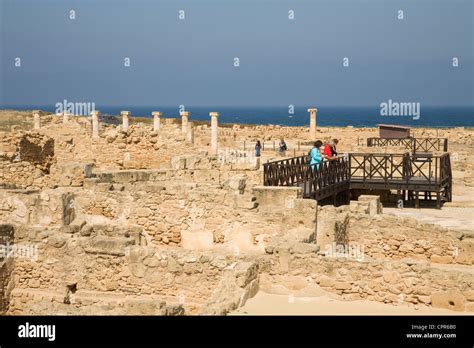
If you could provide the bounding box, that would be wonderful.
[384,206,474,231]
[383,183,474,231]
[231,292,472,316]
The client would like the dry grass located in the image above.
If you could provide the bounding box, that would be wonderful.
[0,110,35,132]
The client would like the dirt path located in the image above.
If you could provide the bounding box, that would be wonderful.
[231,292,471,315]
[384,206,474,231]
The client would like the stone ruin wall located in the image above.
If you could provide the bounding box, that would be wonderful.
[2,116,473,190]
[5,222,259,315]
[316,197,473,266]
[307,196,474,311]
[0,118,247,190]
[0,180,316,252]
[0,185,311,315]
[261,250,474,311]
[0,183,312,315]
[1,115,473,315]
[1,187,473,314]
[41,121,204,171]
[78,171,292,249]
[0,132,55,189]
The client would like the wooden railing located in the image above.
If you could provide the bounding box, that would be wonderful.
[349,153,451,187]
[304,157,350,199]
[367,138,448,152]
[263,156,350,199]
[349,152,410,182]
[263,155,309,186]
[263,152,452,203]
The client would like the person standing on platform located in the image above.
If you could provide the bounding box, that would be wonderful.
[323,139,339,159]
[310,140,323,170]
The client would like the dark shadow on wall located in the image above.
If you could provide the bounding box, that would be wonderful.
[0,224,14,314]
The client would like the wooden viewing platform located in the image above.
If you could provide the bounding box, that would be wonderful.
[263,152,452,208]
[367,137,448,152]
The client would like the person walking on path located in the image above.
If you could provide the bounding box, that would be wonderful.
[279,139,287,156]
[255,140,262,157]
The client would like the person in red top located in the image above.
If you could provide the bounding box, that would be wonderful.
[323,139,339,159]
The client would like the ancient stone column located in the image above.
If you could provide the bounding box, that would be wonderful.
[187,122,194,144]
[63,111,69,124]
[307,107,318,140]
[180,111,189,134]
[152,111,162,131]
[121,111,131,132]
[210,112,219,155]
[91,110,100,138]
[33,110,41,130]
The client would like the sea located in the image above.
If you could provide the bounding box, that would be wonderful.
[2,105,473,128]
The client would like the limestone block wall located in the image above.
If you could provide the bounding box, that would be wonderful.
[0,160,44,189]
[170,153,262,187]
[348,214,470,265]
[75,181,316,252]
[0,132,55,189]
[0,189,76,226]
[1,187,471,314]
[316,195,471,266]
[40,120,203,171]
[0,132,55,172]
[6,221,259,315]
[261,252,474,311]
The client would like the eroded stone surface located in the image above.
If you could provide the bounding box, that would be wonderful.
[0,112,473,315]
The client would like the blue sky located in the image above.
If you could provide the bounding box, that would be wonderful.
[0,0,473,108]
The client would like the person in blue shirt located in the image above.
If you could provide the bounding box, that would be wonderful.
[255,140,261,157]
[309,140,323,170]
